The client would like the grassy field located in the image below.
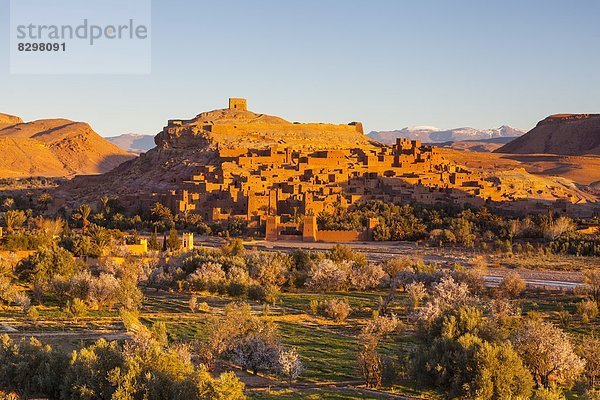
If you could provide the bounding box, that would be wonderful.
[2,284,597,399]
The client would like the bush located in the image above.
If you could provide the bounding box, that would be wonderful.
[13,292,30,313]
[62,333,245,400]
[499,272,526,298]
[246,252,290,287]
[406,282,427,309]
[16,246,84,286]
[248,284,280,305]
[412,305,533,399]
[226,265,252,297]
[322,299,351,322]
[26,306,39,322]
[187,262,226,293]
[309,299,319,315]
[0,276,18,309]
[451,262,486,294]
[513,318,585,388]
[65,298,87,321]
[229,334,280,375]
[533,385,566,400]
[0,335,68,399]
[350,263,388,290]
[577,300,599,322]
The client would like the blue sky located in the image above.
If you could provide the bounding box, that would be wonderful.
[1,0,599,137]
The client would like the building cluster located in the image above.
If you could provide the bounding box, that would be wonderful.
[163,134,505,236]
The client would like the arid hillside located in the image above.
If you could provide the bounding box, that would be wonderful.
[0,113,23,129]
[441,149,600,186]
[496,114,600,155]
[0,117,135,178]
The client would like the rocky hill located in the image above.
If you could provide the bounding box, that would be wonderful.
[0,117,135,178]
[496,114,600,156]
[60,99,378,199]
[369,125,524,144]
[106,133,155,154]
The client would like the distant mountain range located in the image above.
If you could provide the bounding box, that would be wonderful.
[368,125,525,144]
[106,133,155,154]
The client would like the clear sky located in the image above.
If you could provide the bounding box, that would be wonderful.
[1,0,599,137]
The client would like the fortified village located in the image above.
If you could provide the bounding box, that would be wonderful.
[148,99,594,241]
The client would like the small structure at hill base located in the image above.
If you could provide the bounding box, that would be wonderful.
[265,215,380,242]
[182,232,194,251]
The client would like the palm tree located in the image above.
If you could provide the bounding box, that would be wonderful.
[77,203,92,232]
[37,192,53,210]
[100,196,110,215]
[88,224,112,257]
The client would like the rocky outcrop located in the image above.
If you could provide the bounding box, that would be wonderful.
[496,114,600,156]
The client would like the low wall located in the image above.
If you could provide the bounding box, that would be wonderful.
[316,230,364,242]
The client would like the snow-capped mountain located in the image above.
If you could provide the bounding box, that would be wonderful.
[368,125,525,144]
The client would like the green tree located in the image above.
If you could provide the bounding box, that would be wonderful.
[151,202,174,225]
[167,227,181,252]
[413,305,534,399]
[17,246,84,286]
[0,335,68,399]
[149,227,160,251]
[65,298,87,322]
[221,238,245,257]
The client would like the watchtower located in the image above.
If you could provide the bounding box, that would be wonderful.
[229,98,247,111]
[302,215,318,242]
[182,232,194,251]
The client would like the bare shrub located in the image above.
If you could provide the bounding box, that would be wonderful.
[350,263,388,290]
[305,259,351,292]
[186,262,226,293]
[278,347,303,384]
[406,282,427,309]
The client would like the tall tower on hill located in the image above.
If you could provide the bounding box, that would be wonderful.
[229,98,247,111]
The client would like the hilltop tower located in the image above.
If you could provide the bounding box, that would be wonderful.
[229,98,247,111]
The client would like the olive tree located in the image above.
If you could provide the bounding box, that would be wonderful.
[512,318,585,388]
